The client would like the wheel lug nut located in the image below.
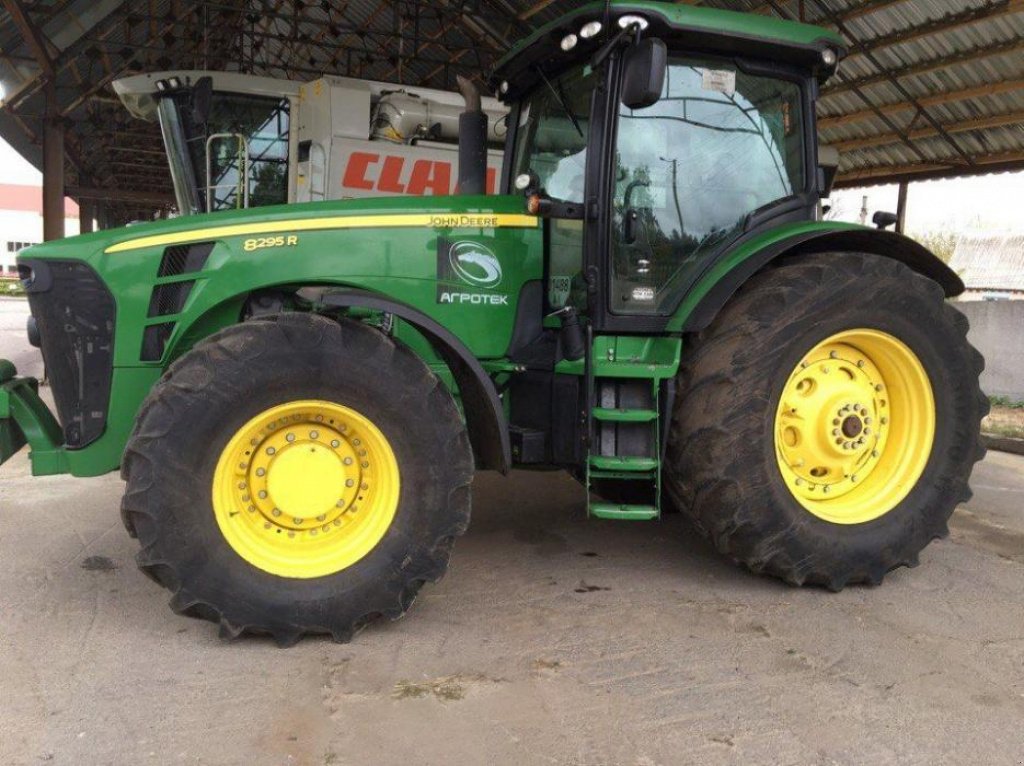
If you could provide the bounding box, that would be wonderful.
[343,457,353,465]
[857,360,864,368]
[258,490,268,499]
[829,351,838,359]
[293,518,303,525]
[266,447,276,455]
[346,479,355,487]
[256,467,266,477]
[286,433,296,442]
[272,508,281,517]
[317,515,326,522]
[310,431,319,439]
[331,440,340,448]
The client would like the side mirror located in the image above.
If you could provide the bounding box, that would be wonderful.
[873,211,899,230]
[621,38,667,110]
[818,145,840,199]
[192,76,213,125]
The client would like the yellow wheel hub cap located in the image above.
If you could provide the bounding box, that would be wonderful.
[212,400,400,578]
[774,329,935,525]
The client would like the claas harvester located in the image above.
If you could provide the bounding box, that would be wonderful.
[0,2,986,644]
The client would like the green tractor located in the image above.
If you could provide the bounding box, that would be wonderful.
[1,2,986,644]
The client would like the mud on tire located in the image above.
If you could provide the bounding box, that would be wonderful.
[120,313,473,645]
[664,253,988,590]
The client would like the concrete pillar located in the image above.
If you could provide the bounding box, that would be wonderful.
[896,181,909,235]
[42,85,65,242]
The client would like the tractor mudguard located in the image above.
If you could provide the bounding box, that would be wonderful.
[318,290,511,474]
[676,225,964,333]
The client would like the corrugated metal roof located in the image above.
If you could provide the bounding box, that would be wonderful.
[1,0,1022,219]
[949,230,1024,291]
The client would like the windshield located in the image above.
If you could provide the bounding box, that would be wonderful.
[511,65,597,203]
[156,91,291,214]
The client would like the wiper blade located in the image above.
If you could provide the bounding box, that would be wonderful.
[536,67,583,138]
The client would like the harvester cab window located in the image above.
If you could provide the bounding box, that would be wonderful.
[165,91,291,213]
[511,65,596,311]
[610,58,805,315]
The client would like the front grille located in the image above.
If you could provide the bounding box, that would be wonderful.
[23,259,115,449]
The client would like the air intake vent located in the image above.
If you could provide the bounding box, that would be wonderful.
[141,323,175,362]
[148,281,195,317]
[157,242,214,277]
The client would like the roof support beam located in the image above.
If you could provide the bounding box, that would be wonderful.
[838,150,1024,187]
[1,0,56,80]
[832,108,1024,153]
[820,78,1024,130]
[823,38,1024,99]
[842,0,1024,63]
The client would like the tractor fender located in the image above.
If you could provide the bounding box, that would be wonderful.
[319,290,510,474]
[680,227,964,333]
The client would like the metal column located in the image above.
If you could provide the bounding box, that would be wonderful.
[42,85,65,242]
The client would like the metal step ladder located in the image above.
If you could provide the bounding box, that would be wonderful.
[583,336,680,521]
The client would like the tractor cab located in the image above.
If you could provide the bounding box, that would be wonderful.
[491,2,843,332]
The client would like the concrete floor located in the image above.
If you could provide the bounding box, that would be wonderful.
[2,297,1023,766]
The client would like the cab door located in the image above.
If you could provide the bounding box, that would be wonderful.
[598,55,810,327]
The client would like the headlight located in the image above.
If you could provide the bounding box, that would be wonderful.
[580,21,602,39]
[560,33,578,52]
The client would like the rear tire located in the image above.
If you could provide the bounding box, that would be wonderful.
[120,313,473,644]
[664,253,987,589]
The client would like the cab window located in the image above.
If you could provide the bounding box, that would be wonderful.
[610,58,806,315]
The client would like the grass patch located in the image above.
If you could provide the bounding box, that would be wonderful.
[990,396,1024,410]
[984,404,1024,440]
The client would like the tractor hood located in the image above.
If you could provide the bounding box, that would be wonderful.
[17,195,544,375]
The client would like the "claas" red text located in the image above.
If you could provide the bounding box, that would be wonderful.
[342,152,498,196]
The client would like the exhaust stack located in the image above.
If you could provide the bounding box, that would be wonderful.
[457,75,488,195]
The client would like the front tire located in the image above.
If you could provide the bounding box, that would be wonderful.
[665,253,987,589]
[121,313,473,644]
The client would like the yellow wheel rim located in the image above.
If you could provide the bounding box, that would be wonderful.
[212,400,400,578]
[774,329,935,525]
